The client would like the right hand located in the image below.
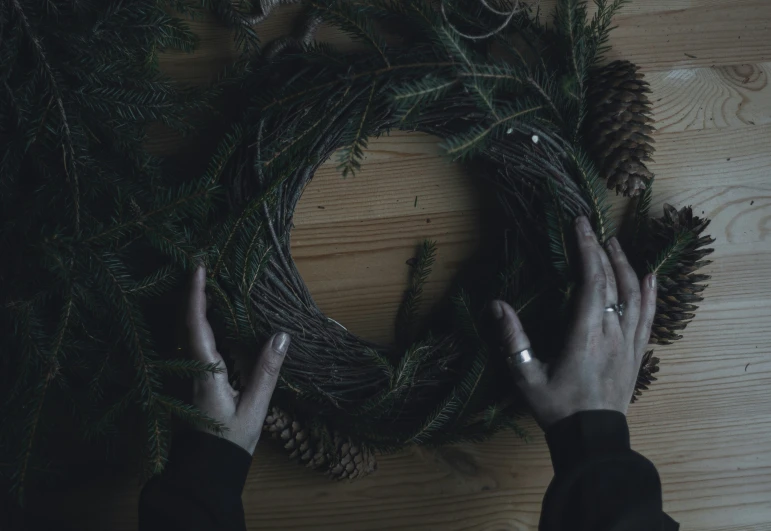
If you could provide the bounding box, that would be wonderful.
[490,216,658,430]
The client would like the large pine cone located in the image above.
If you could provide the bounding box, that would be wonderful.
[263,407,377,480]
[586,60,656,197]
[648,205,715,345]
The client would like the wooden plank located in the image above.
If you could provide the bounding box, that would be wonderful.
[609,0,771,71]
[648,63,771,133]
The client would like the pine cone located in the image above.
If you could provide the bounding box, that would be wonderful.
[327,433,378,480]
[586,60,656,197]
[648,205,715,345]
[263,407,377,480]
[632,350,660,403]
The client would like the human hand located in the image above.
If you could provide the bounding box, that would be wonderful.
[185,266,290,453]
[491,216,657,430]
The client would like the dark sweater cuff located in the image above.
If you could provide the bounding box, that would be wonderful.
[545,410,631,476]
[164,431,252,495]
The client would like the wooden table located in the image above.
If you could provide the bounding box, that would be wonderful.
[45,2,771,529]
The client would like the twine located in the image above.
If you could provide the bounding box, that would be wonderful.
[440,0,532,40]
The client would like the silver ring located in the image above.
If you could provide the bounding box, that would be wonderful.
[605,302,626,318]
[508,348,533,366]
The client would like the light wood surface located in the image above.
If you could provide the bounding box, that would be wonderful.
[45,2,771,530]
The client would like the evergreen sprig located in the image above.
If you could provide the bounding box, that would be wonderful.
[1,0,222,501]
[396,240,438,345]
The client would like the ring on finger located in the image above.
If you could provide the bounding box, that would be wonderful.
[507,348,534,366]
[604,302,626,318]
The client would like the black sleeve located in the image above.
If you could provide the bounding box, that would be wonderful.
[540,411,679,531]
[139,431,251,531]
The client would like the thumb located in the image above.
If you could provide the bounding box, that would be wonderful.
[238,332,290,419]
[490,300,547,390]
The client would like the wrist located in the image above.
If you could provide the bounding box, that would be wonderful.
[545,410,631,475]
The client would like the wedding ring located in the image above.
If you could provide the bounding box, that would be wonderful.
[605,302,626,318]
[508,348,533,366]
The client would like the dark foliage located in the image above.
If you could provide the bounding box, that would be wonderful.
[1,0,715,496]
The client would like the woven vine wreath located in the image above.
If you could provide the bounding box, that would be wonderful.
[204,0,715,480]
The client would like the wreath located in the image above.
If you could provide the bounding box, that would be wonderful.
[0,0,715,496]
[207,0,715,479]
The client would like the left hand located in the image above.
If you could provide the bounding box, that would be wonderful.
[185,266,290,454]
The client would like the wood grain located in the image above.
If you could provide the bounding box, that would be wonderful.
[39,1,771,530]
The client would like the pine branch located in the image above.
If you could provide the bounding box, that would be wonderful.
[356,342,431,417]
[154,394,226,434]
[395,240,437,345]
[86,250,160,402]
[309,0,390,67]
[202,124,244,186]
[206,277,241,339]
[83,181,216,245]
[127,266,178,297]
[11,0,79,232]
[450,293,488,421]
[558,0,588,97]
[392,77,458,110]
[545,177,572,275]
[13,293,73,502]
[568,149,614,243]
[443,104,544,159]
[407,391,457,444]
[338,82,377,177]
[632,184,653,248]
[200,0,261,54]
[145,412,168,475]
[648,232,695,277]
[589,0,628,65]
[149,359,224,380]
[84,390,135,440]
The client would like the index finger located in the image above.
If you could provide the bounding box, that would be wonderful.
[186,266,220,365]
[574,216,607,330]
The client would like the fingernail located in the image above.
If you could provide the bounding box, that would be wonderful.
[648,275,657,289]
[491,301,504,320]
[272,332,291,354]
[576,216,593,237]
[606,237,620,253]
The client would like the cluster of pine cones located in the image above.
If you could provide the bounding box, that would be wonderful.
[263,407,377,480]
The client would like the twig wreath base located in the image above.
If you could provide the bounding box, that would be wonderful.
[205,0,714,478]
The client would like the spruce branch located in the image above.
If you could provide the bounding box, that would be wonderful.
[338,82,377,177]
[154,395,226,434]
[396,240,437,345]
[632,184,653,247]
[568,149,614,243]
[127,266,178,297]
[545,177,573,275]
[309,0,390,66]
[392,77,458,109]
[443,103,544,159]
[647,232,695,278]
[11,0,80,232]
[589,0,628,65]
[149,359,224,380]
[13,294,73,502]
